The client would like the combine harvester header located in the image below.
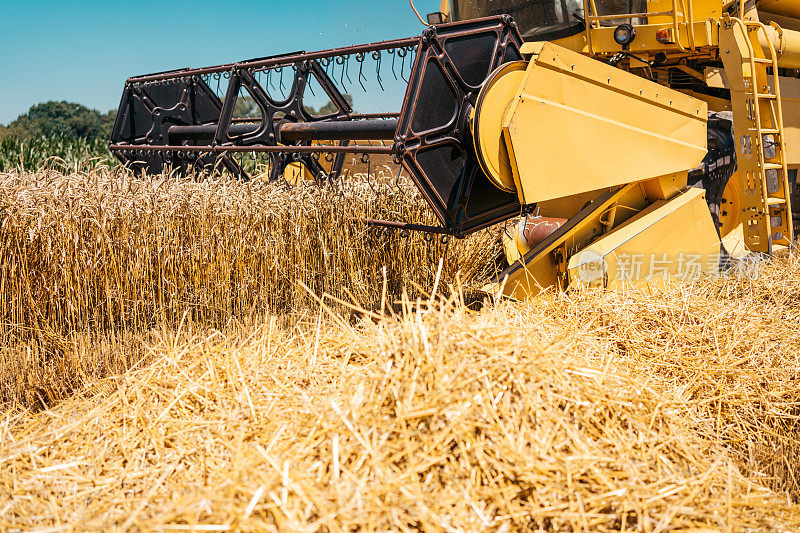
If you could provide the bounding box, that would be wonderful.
[111,0,800,298]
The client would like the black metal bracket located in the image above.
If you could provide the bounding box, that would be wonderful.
[394,16,524,237]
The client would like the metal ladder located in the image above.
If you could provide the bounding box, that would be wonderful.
[720,15,794,253]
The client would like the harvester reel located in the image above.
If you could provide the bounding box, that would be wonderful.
[112,78,231,176]
[112,17,528,237]
[112,57,353,181]
[216,61,352,182]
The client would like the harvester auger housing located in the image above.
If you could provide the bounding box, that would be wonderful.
[112,0,800,299]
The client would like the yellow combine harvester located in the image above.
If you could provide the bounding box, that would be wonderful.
[111,0,800,298]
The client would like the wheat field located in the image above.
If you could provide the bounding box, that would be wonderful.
[0,166,498,408]
[1,166,799,530]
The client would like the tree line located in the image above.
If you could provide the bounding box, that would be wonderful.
[0,101,116,141]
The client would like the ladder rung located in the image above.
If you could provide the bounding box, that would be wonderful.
[766,198,786,206]
[750,128,780,134]
[763,163,784,170]
[755,93,778,100]
[753,58,774,64]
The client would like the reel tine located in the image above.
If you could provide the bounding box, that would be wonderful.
[322,56,332,78]
[336,55,346,87]
[394,164,409,200]
[344,54,353,86]
[399,47,408,82]
[373,51,384,91]
[356,52,367,91]
[362,152,381,198]
[307,74,316,97]
[389,48,398,81]
[401,46,415,82]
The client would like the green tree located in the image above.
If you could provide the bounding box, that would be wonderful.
[232,93,356,118]
[307,94,354,116]
[1,101,116,140]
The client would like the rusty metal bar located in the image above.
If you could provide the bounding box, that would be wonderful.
[363,218,452,235]
[279,119,398,142]
[349,112,401,120]
[168,123,258,141]
[128,36,420,84]
[228,113,398,124]
[110,144,395,155]
[167,119,397,143]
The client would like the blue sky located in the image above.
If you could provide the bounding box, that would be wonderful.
[0,0,441,124]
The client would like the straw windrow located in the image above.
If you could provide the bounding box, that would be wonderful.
[0,167,799,530]
[2,267,800,530]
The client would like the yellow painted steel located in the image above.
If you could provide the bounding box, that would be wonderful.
[566,187,721,289]
[501,42,708,205]
[500,186,625,263]
[717,170,748,258]
[758,0,800,20]
[282,162,308,184]
[757,25,800,70]
[442,0,800,299]
[486,183,650,299]
[548,20,718,55]
[772,76,800,168]
[758,11,800,33]
[646,0,722,24]
[548,1,800,70]
[472,61,527,192]
[704,69,800,166]
[439,0,451,20]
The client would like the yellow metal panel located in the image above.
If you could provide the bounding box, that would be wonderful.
[773,76,800,168]
[757,25,800,70]
[472,61,528,192]
[758,0,800,20]
[567,188,721,289]
[536,187,612,220]
[546,21,717,55]
[758,11,800,33]
[439,0,450,19]
[282,162,308,184]
[646,0,722,23]
[639,172,684,200]
[503,42,707,205]
[487,185,650,299]
[678,89,732,113]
